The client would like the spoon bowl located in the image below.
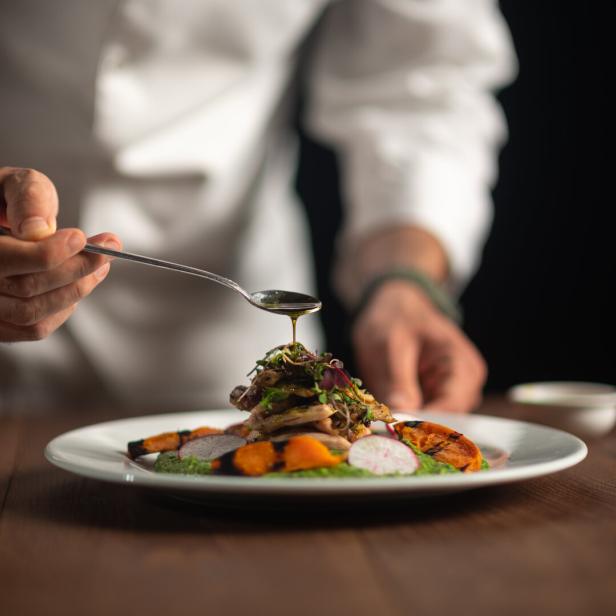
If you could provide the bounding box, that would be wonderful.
[249,290,322,316]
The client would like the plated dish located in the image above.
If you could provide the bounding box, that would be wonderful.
[45,408,587,500]
[127,343,487,479]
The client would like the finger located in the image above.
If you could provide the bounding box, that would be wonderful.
[87,232,123,251]
[0,228,86,277]
[419,362,451,399]
[355,324,423,410]
[422,352,483,413]
[0,264,110,327]
[0,304,77,343]
[0,168,59,240]
[0,233,121,298]
[383,331,423,410]
[416,320,486,412]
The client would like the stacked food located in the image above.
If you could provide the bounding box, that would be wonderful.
[227,342,394,449]
[127,342,487,477]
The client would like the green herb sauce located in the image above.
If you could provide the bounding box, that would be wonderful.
[403,441,460,475]
[264,463,376,479]
[154,451,212,475]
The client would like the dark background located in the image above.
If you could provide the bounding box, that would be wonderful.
[295,1,615,392]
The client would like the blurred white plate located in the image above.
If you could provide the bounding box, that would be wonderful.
[45,409,587,501]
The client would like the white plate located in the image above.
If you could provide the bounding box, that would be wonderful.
[45,409,588,501]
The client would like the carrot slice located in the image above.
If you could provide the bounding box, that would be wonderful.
[230,441,278,476]
[394,420,483,472]
[282,435,345,472]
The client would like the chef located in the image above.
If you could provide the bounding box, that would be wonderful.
[0,1,515,413]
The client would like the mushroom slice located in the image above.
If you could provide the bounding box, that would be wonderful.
[311,417,338,436]
[277,384,315,398]
[269,431,351,450]
[368,403,395,423]
[348,424,372,442]
[253,369,281,388]
[247,404,334,434]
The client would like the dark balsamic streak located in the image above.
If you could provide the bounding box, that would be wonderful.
[403,420,423,428]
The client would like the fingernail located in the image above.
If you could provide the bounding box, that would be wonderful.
[19,217,51,238]
[68,233,84,252]
[101,239,121,250]
[94,262,110,280]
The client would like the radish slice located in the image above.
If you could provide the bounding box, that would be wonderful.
[385,423,397,437]
[348,435,419,475]
[179,435,246,461]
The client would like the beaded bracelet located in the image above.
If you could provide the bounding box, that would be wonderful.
[351,268,462,324]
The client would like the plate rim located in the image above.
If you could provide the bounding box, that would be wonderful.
[44,409,588,496]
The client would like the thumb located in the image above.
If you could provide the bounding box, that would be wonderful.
[380,331,423,412]
[1,168,58,240]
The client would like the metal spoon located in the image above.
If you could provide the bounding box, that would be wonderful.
[83,243,322,316]
[0,226,321,315]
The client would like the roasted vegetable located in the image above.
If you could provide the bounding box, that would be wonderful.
[211,435,346,476]
[393,420,483,472]
[127,426,222,460]
[281,435,345,472]
[213,441,278,476]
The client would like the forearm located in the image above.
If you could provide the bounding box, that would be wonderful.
[355,224,449,288]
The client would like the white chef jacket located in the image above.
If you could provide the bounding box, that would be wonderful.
[0,0,515,413]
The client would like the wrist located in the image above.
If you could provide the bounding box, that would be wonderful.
[356,225,449,286]
[351,268,462,325]
[335,224,454,313]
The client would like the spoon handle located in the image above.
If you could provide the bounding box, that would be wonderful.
[83,243,247,297]
[0,226,245,300]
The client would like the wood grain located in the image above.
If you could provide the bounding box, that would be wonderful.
[0,398,614,616]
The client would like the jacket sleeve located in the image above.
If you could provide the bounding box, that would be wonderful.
[305,0,517,301]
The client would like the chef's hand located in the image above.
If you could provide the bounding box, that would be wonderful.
[352,281,487,413]
[0,167,121,342]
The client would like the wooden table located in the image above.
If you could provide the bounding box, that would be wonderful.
[0,397,614,616]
